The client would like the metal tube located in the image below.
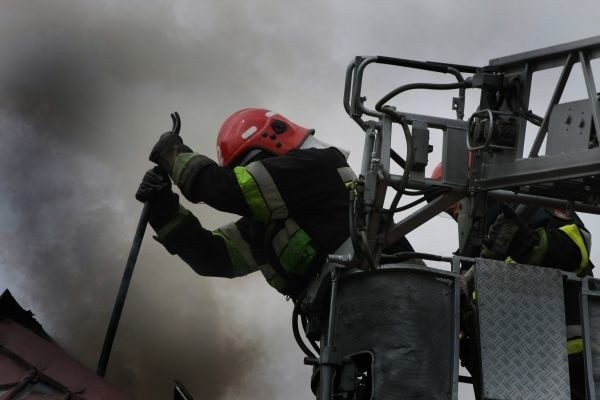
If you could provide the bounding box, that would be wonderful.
[579,51,600,136]
[96,202,151,377]
[487,190,600,214]
[450,257,462,399]
[580,277,596,400]
[489,35,600,72]
[343,59,357,115]
[386,191,465,245]
[319,267,341,400]
[375,81,470,112]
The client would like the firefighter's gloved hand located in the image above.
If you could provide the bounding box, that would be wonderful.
[149,131,193,175]
[481,212,538,261]
[136,167,180,229]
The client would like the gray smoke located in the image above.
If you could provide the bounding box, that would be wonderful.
[0,1,306,398]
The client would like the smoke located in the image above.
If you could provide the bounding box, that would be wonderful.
[0,1,309,398]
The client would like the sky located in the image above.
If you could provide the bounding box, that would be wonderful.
[2,1,600,399]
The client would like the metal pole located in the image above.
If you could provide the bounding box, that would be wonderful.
[96,202,151,376]
[319,267,341,400]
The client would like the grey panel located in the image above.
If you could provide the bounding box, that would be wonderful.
[547,100,592,155]
[475,259,569,400]
[333,266,456,400]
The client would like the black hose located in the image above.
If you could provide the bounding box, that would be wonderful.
[513,78,543,126]
[292,298,317,359]
[375,81,471,112]
[390,149,406,169]
[349,188,362,261]
[301,314,321,355]
[373,78,467,213]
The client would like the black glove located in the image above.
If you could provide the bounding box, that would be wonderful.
[481,210,537,261]
[136,166,180,229]
[149,131,193,175]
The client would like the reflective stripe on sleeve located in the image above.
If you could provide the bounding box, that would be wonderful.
[172,152,200,185]
[213,223,258,277]
[155,205,192,240]
[559,224,590,274]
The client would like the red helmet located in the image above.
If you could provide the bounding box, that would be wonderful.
[216,108,313,167]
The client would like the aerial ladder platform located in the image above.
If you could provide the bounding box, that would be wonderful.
[294,36,600,400]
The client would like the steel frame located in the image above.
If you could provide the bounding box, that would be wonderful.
[343,36,600,264]
[335,36,600,399]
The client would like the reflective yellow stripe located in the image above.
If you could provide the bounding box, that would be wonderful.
[559,224,589,274]
[216,223,258,273]
[234,166,271,221]
[213,229,254,277]
[172,152,200,184]
[567,338,583,355]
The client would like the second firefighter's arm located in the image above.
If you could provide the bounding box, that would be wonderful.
[482,208,592,275]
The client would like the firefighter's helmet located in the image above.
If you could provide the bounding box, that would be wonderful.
[216,108,313,167]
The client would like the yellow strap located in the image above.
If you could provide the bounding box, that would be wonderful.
[559,224,589,274]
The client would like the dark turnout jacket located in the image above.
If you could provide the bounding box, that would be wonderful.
[154,147,359,298]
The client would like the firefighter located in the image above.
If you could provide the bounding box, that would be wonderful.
[136,108,414,300]
[431,162,592,400]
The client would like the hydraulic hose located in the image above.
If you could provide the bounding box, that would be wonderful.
[292,297,317,359]
[375,81,471,112]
